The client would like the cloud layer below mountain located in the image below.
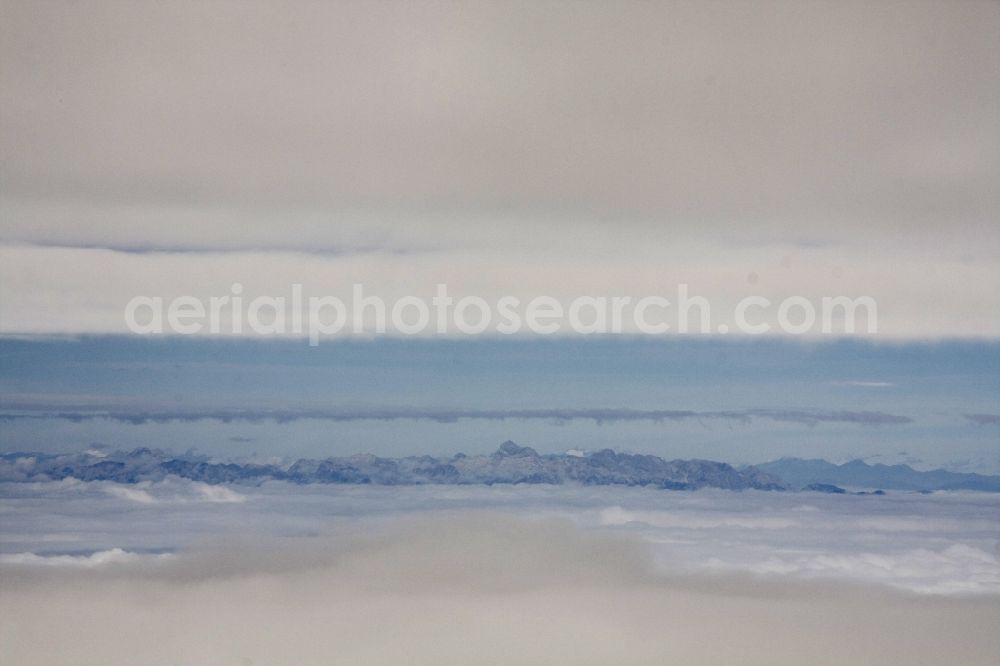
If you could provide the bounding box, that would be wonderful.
[2,509,998,665]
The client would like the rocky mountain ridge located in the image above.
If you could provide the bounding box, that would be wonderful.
[0,441,785,491]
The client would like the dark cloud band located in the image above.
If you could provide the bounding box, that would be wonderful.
[0,406,911,427]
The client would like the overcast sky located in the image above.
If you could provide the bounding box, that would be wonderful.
[1,0,998,337]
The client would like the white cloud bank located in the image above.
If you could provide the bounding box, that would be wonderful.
[0,547,171,568]
[101,479,246,505]
[1,238,997,338]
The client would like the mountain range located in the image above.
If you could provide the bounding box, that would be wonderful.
[2,443,998,492]
[1,441,783,490]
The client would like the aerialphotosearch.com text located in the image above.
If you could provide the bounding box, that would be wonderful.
[124,283,878,345]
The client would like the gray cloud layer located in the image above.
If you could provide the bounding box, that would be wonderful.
[3,1,997,242]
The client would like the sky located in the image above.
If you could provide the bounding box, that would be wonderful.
[1,1,998,468]
[1,336,998,472]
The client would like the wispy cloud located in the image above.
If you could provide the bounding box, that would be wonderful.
[964,413,1000,426]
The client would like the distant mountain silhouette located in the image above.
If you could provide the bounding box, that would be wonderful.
[757,458,1000,492]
